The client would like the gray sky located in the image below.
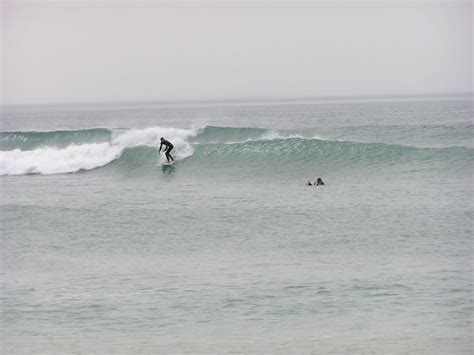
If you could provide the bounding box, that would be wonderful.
[1,0,472,104]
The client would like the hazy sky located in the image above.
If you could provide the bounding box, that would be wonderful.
[1,0,472,104]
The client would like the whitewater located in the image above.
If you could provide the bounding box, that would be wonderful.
[1,97,473,354]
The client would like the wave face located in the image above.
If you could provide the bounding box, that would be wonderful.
[0,128,112,151]
[1,126,472,175]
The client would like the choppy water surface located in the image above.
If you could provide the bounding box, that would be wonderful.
[1,98,473,354]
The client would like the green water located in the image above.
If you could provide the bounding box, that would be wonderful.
[1,98,472,354]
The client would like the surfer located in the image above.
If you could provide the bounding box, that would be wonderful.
[159,137,174,162]
[315,178,325,186]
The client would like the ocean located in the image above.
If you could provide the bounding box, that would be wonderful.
[1,97,472,354]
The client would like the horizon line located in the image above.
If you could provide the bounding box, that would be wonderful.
[2,92,472,107]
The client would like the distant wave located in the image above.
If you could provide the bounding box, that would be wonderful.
[1,125,472,175]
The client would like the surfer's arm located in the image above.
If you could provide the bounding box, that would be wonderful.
[158,143,163,152]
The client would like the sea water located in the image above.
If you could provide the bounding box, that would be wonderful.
[1,98,472,354]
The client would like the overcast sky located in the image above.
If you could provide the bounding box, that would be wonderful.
[1,0,472,104]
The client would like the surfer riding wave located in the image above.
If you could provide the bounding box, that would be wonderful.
[159,137,174,162]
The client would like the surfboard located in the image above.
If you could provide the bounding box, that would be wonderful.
[157,149,175,166]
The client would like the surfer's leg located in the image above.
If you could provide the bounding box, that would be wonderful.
[166,147,174,161]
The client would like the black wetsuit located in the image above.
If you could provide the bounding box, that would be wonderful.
[159,139,174,162]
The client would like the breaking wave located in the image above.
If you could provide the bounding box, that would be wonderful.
[1,125,472,175]
[0,127,196,175]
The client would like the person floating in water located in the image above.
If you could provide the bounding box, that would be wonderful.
[159,137,174,162]
[315,177,325,186]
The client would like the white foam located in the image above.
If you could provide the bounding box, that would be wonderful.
[0,143,121,175]
[0,126,199,175]
[259,131,305,141]
[112,127,197,148]
[259,130,330,142]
